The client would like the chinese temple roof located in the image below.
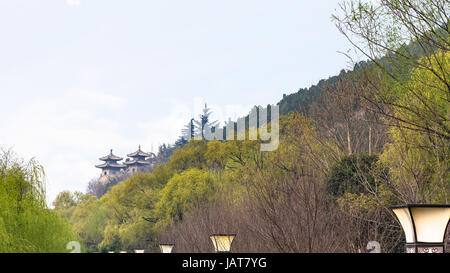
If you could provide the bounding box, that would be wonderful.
[123,159,151,166]
[127,145,154,158]
[99,149,123,161]
[95,161,125,169]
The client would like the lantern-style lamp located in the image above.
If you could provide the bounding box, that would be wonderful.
[210,234,236,253]
[134,249,145,253]
[390,204,450,253]
[159,244,175,253]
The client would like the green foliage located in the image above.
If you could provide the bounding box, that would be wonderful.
[393,51,449,138]
[327,154,380,197]
[0,151,76,253]
[277,70,353,116]
[169,140,208,171]
[205,140,230,170]
[53,190,86,220]
[53,190,85,209]
[155,169,217,225]
[379,51,450,203]
[69,194,105,251]
[99,172,164,250]
[68,170,174,252]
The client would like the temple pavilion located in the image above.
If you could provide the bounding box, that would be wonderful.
[124,145,156,174]
[96,146,156,183]
[95,149,126,183]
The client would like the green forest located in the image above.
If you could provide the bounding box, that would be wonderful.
[0,0,448,253]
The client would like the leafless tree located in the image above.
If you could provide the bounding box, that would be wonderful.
[333,0,450,141]
[311,76,387,155]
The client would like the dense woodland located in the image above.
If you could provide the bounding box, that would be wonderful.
[0,0,448,252]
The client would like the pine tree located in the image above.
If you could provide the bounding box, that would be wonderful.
[193,104,219,140]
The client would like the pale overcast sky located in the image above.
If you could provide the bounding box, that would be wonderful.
[0,0,351,204]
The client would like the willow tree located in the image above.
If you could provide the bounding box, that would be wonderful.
[0,149,76,253]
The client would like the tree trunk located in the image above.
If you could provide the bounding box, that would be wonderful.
[346,123,352,155]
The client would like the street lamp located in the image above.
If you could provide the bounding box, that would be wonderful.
[209,234,236,253]
[390,204,450,253]
[159,244,175,253]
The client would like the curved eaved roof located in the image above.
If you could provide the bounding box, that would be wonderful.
[127,145,154,158]
[123,159,151,166]
[95,161,125,169]
[99,149,123,161]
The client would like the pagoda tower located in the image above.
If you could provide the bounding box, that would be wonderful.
[95,149,125,182]
[124,145,156,174]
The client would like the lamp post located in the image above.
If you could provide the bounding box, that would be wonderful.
[390,204,450,253]
[159,244,175,253]
[209,234,236,253]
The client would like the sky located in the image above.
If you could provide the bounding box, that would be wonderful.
[0,0,352,205]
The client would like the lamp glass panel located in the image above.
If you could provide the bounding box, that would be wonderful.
[210,235,235,252]
[392,207,415,243]
[411,207,450,243]
[160,244,174,253]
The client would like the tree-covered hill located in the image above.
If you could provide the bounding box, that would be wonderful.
[277,69,351,116]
